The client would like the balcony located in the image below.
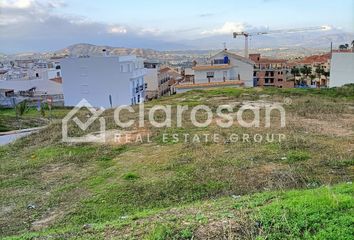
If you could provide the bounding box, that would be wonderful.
[135,85,145,93]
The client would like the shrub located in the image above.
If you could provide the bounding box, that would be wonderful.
[123,172,140,180]
[16,100,28,116]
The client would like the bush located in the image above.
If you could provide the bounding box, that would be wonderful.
[123,172,140,180]
[16,100,28,116]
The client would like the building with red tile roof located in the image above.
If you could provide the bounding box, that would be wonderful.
[249,54,294,88]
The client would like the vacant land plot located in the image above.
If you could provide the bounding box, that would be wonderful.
[1,86,353,239]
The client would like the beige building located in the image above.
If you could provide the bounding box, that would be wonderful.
[144,62,181,100]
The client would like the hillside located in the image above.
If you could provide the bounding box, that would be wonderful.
[0,43,339,61]
[1,86,354,239]
[0,44,169,61]
[54,44,165,59]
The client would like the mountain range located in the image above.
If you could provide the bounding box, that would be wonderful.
[0,28,353,60]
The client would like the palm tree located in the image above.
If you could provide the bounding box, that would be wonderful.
[291,67,301,86]
[300,65,312,86]
[300,65,312,77]
[339,44,348,50]
[315,66,326,87]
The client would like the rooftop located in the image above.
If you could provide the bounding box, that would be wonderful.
[211,50,255,65]
[192,64,232,71]
[176,80,244,89]
[293,53,331,65]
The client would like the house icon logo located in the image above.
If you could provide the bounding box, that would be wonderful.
[62,99,106,143]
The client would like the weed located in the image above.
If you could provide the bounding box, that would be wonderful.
[286,150,311,163]
[123,172,140,181]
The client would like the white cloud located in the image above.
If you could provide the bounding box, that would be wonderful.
[0,0,186,52]
[201,22,246,35]
[0,0,32,9]
[107,26,128,34]
[139,27,161,35]
[321,25,333,31]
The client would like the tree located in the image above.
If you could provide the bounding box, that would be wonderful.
[339,44,348,50]
[315,66,324,77]
[291,67,301,85]
[310,74,316,86]
[300,65,312,78]
[315,66,329,87]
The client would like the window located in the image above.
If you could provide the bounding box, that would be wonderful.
[213,59,224,65]
[207,72,214,78]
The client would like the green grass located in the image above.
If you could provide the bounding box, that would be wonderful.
[122,172,140,180]
[0,107,71,132]
[0,86,353,239]
[255,183,354,239]
[286,150,311,163]
[3,183,353,239]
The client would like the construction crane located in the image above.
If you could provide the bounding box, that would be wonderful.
[233,26,329,58]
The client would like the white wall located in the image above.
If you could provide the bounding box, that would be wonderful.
[234,61,254,87]
[47,69,61,79]
[194,69,230,83]
[0,78,62,95]
[213,52,254,87]
[330,53,354,88]
[61,56,145,108]
[144,68,158,91]
[194,51,254,87]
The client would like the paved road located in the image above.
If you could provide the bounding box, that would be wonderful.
[0,132,31,145]
[0,126,46,146]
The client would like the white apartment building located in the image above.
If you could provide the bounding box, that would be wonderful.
[0,60,63,96]
[144,61,174,100]
[330,52,354,88]
[193,50,254,87]
[60,55,146,108]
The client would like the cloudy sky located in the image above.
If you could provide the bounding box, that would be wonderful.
[0,0,353,53]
